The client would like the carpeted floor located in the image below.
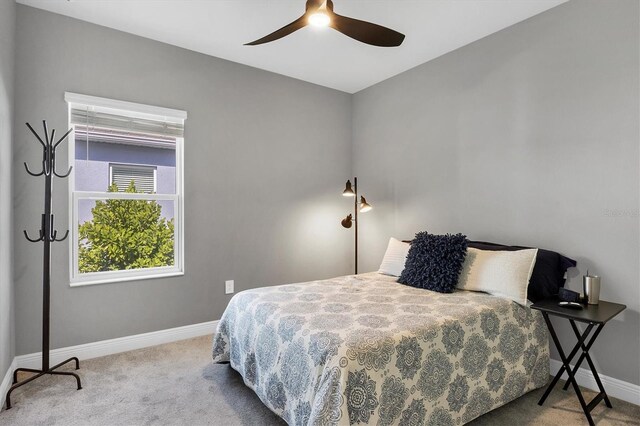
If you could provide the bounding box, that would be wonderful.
[0,335,638,425]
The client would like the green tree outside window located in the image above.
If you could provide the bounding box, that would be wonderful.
[78,182,174,273]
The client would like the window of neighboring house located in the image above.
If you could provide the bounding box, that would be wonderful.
[66,92,186,286]
[110,164,157,193]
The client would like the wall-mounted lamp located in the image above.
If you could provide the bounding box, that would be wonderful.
[341,177,372,274]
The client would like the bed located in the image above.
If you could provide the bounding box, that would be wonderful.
[212,272,549,425]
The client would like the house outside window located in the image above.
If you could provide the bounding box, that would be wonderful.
[66,93,186,286]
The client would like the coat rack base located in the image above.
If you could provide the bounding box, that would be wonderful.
[5,357,82,410]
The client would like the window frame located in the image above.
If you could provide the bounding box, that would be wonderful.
[66,92,186,287]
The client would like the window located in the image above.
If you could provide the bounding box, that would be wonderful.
[66,93,186,286]
[110,164,157,193]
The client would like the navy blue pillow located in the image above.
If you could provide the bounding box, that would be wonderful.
[467,241,576,302]
[399,232,468,293]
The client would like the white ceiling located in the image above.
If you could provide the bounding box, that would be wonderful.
[17,0,567,93]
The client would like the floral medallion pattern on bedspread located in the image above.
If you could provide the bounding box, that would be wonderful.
[212,273,549,425]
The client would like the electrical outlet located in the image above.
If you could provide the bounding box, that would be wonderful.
[225,280,234,294]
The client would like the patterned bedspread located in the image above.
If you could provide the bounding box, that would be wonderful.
[212,273,549,425]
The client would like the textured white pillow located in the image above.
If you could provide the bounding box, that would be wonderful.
[378,238,410,277]
[457,247,538,305]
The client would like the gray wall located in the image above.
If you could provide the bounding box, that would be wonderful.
[13,5,352,354]
[0,0,16,383]
[353,0,639,386]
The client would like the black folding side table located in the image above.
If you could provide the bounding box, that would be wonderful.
[531,298,626,426]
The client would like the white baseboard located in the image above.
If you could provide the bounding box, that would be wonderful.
[550,359,640,406]
[14,320,218,370]
[1,358,17,410]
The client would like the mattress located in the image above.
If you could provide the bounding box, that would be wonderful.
[212,272,549,425]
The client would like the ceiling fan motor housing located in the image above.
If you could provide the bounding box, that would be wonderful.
[306,0,334,13]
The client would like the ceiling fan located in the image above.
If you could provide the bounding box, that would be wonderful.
[245,0,405,47]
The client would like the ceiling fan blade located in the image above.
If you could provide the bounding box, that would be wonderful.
[245,14,308,46]
[329,13,405,47]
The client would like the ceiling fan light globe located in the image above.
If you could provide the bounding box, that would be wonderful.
[308,12,330,27]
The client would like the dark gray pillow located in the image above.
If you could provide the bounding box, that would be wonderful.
[399,232,468,293]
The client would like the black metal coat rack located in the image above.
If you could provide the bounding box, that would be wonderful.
[4,121,82,410]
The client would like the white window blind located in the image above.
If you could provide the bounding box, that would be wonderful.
[70,108,184,139]
[66,92,186,137]
[110,164,156,193]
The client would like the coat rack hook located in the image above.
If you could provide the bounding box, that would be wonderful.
[24,162,44,177]
[23,229,44,243]
[54,230,69,243]
[42,121,50,146]
[53,128,73,150]
[25,122,46,148]
[53,165,72,178]
[49,215,58,242]
[43,159,52,177]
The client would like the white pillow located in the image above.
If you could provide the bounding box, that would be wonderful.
[378,238,410,277]
[457,247,538,305]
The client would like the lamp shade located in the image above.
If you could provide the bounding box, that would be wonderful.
[342,180,355,197]
[341,214,353,228]
[360,196,372,212]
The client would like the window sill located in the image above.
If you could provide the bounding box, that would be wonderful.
[70,271,184,287]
